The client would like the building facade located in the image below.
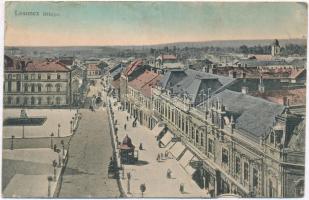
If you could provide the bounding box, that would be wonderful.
[4,55,72,108]
[121,67,305,198]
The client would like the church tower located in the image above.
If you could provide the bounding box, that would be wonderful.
[271,39,280,56]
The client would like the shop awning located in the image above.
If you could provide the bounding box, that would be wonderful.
[179,149,194,168]
[160,131,173,146]
[169,142,186,160]
[152,123,165,136]
[185,163,196,176]
[165,141,176,150]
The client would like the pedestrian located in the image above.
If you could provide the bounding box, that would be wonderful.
[167,169,172,178]
[161,152,164,160]
[127,116,129,121]
[156,153,160,162]
[124,124,127,130]
[139,143,143,150]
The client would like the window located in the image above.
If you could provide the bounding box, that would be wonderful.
[38,84,41,92]
[47,74,51,80]
[24,74,28,80]
[16,97,20,104]
[46,84,52,92]
[16,74,21,80]
[37,97,41,105]
[270,132,274,144]
[295,180,304,197]
[16,81,21,92]
[244,162,249,182]
[8,74,12,80]
[208,138,214,154]
[31,84,35,92]
[7,96,12,105]
[253,168,259,188]
[31,97,35,105]
[31,74,35,80]
[56,97,61,105]
[235,157,241,174]
[57,73,61,79]
[38,74,41,80]
[23,97,28,105]
[24,84,28,92]
[47,97,52,105]
[7,81,12,92]
[56,84,61,92]
[222,148,229,164]
[195,131,199,143]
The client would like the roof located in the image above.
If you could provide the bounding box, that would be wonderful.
[235,59,289,68]
[248,54,273,61]
[198,89,285,139]
[156,54,177,61]
[128,70,162,97]
[110,67,123,79]
[162,62,185,69]
[4,55,71,72]
[161,69,234,105]
[59,57,74,66]
[124,60,143,76]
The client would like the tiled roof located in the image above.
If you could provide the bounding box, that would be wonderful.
[25,60,71,72]
[128,70,162,97]
[235,59,289,68]
[124,59,143,76]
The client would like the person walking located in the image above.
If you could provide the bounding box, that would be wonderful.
[124,124,127,130]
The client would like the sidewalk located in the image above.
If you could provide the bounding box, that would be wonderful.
[110,101,208,198]
[3,148,68,197]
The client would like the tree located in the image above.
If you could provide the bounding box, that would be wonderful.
[239,45,249,54]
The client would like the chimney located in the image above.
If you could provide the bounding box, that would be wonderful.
[230,115,235,134]
[241,86,248,94]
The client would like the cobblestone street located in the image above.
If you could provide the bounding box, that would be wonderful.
[58,109,120,197]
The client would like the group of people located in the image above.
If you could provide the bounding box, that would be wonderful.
[156,150,170,162]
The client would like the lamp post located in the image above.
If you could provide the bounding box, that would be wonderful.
[50,133,54,149]
[70,120,73,134]
[127,172,131,194]
[47,176,53,197]
[57,123,61,137]
[61,140,65,156]
[10,135,15,150]
[52,160,57,181]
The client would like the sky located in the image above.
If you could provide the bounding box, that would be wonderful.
[4,1,308,46]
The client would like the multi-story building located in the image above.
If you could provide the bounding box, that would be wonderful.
[4,55,72,108]
[120,66,305,198]
[126,70,161,129]
[151,69,304,198]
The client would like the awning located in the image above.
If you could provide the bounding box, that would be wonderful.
[185,163,196,176]
[165,141,176,150]
[160,131,173,146]
[169,142,186,160]
[152,123,165,136]
[179,149,194,168]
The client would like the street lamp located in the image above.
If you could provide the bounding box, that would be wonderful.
[61,140,65,156]
[57,123,61,137]
[127,172,131,194]
[10,135,15,150]
[52,160,57,181]
[47,176,53,197]
[70,120,73,134]
[50,132,54,149]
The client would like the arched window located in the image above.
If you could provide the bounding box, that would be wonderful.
[37,84,42,92]
[7,96,12,105]
[55,84,61,92]
[31,97,35,105]
[56,97,61,105]
[47,97,52,105]
[23,97,28,105]
[46,84,53,92]
[31,84,35,92]
[196,130,199,143]
[295,179,304,197]
[24,83,28,92]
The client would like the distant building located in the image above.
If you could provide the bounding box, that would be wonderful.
[86,64,101,79]
[4,55,72,108]
[271,39,280,57]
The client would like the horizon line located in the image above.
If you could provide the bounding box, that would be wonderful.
[4,37,307,48]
